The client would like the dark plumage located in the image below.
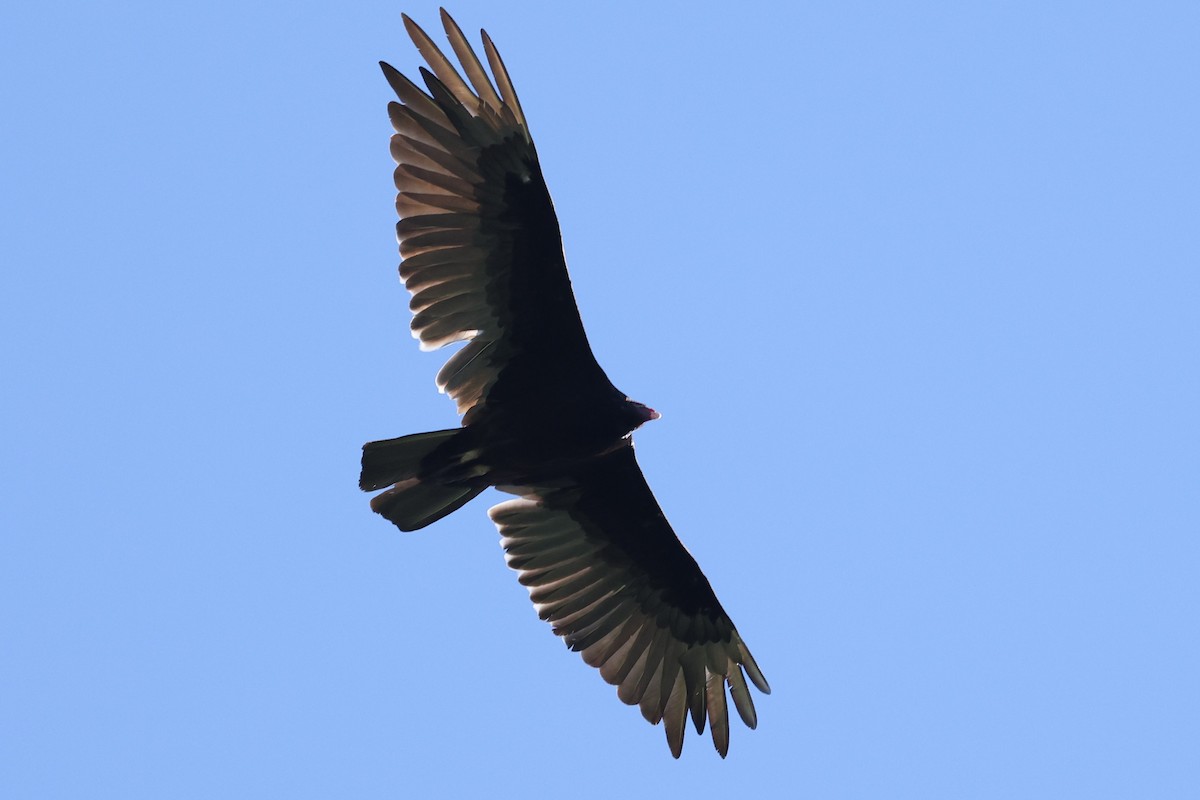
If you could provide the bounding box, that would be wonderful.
[360,9,769,757]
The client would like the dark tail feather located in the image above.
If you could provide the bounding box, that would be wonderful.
[369,477,483,532]
[360,429,457,491]
[359,430,484,531]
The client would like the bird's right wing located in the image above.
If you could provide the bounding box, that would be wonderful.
[489,443,770,758]
[383,11,610,424]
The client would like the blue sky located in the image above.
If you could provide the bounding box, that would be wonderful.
[3,1,1198,796]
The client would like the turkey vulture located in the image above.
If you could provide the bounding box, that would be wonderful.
[360,9,770,758]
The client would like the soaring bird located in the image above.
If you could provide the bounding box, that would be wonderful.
[360,9,769,757]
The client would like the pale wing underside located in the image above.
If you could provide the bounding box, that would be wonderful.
[489,482,770,758]
[385,11,534,420]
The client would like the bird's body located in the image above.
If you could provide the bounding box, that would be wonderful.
[361,10,769,758]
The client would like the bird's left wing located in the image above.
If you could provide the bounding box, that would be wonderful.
[489,443,770,758]
[382,11,612,425]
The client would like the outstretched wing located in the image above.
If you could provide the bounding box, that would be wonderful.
[489,444,771,758]
[383,11,612,424]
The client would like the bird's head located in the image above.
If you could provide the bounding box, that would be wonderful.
[625,398,661,429]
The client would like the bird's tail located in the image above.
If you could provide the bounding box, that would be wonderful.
[360,429,484,531]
